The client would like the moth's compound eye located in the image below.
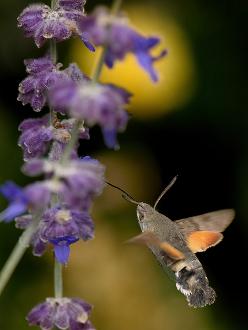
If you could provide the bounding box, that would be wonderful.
[137,205,145,222]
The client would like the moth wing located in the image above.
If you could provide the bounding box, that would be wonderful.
[126,231,185,260]
[187,231,223,253]
[175,209,235,235]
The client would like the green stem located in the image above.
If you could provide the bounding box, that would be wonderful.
[50,1,57,63]
[54,259,63,298]
[50,40,57,64]
[91,47,108,83]
[111,0,122,15]
[49,0,57,126]
[51,0,57,10]
[0,213,41,296]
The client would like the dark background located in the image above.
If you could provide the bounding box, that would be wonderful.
[0,0,247,329]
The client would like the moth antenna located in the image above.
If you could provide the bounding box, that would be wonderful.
[105,181,140,205]
[154,175,178,210]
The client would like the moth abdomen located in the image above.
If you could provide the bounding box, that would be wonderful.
[175,267,216,308]
[188,285,216,308]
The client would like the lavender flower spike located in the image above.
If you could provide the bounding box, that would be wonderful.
[78,7,167,81]
[27,297,95,330]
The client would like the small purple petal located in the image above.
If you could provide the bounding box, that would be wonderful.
[32,235,48,257]
[0,202,27,222]
[54,243,71,264]
[80,32,95,52]
[136,52,158,82]
[54,302,70,329]
[27,300,54,330]
[102,128,119,149]
[0,181,23,201]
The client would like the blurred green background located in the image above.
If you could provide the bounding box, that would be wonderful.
[0,0,247,329]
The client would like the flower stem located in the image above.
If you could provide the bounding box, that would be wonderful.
[111,0,122,15]
[50,0,57,63]
[51,0,57,10]
[0,213,41,296]
[50,40,57,64]
[91,0,123,83]
[91,47,108,83]
[49,0,57,126]
[54,259,63,298]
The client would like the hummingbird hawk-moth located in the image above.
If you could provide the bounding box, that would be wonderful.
[107,177,234,308]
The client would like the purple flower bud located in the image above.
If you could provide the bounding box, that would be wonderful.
[78,7,167,81]
[50,77,131,149]
[27,297,94,330]
[17,56,69,112]
[17,2,94,51]
[24,56,55,74]
[18,115,52,160]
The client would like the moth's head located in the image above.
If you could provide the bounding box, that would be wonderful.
[137,202,154,223]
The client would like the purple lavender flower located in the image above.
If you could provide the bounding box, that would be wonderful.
[40,207,94,264]
[78,7,167,81]
[27,297,94,330]
[18,57,89,113]
[15,205,95,263]
[18,114,89,160]
[17,56,67,112]
[18,115,53,160]
[17,1,94,50]
[50,78,131,149]
[0,181,50,222]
